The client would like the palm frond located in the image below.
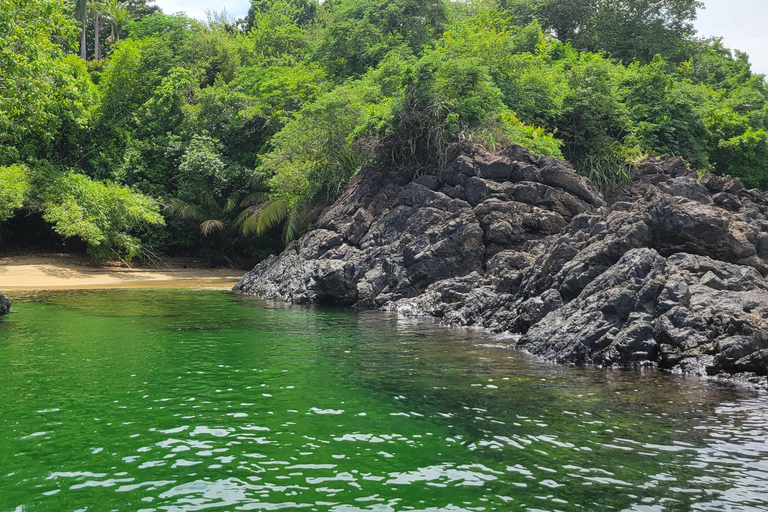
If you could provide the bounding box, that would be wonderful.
[166,198,208,222]
[75,0,88,19]
[283,213,308,244]
[239,208,262,236]
[223,195,238,214]
[239,192,269,208]
[238,199,288,236]
[200,219,225,237]
[247,171,269,189]
[198,192,223,214]
[235,205,258,225]
[255,199,288,235]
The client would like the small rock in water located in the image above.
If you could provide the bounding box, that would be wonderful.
[0,293,10,318]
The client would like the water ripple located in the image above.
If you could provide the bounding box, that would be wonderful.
[1,290,767,511]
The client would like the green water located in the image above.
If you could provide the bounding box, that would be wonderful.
[1,290,767,512]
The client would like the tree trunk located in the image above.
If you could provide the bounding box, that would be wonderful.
[80,17,87,60]
[94,11,101,60]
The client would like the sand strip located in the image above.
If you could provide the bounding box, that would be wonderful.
[0,255,243,290]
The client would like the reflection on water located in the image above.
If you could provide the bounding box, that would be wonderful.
[0,289,766,511]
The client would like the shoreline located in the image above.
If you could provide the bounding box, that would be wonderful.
[234,148,768,390]
[0,253,242,291]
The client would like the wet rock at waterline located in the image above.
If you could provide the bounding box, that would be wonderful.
[235,147,768,386]
[0,293,10,317]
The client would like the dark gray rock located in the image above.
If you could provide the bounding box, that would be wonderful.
[0,293,9,317]
[236,147,601,309]
[519,248,666,365]
[236,148,768,387]
[658,177,712,204]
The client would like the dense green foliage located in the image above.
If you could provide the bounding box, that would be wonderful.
[504,0,703,63]
[38,170,164,259]
[1,0,767,262]
[0,165,29,221]
[0,0,164,258]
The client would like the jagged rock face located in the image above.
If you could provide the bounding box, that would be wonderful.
[234,146,603,307]
[0,293,10,318]
[519,249,768,379]
[235,148,768,386]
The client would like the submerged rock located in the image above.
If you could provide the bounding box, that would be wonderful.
[0,293,9,318]
[235,148,768,386]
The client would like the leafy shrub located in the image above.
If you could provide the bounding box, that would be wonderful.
[556,53,639,189]
[246,0,310,64]
[314,0,446,79]
[177,135,249,203]
[437,15,565,126]
[38,172,164,260]
[262,76,395,207]
[621,58,711,169]
[390,50,561,172]
[710,128,768,190]
[0,164,30,221]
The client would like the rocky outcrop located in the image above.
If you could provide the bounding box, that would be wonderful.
[236,147,603,306]
[0,293,10,318]
[235,148,768,386]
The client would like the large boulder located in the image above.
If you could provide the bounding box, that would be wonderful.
[236,148,768,386]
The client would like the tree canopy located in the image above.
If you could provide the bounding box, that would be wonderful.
[1,0,767,263]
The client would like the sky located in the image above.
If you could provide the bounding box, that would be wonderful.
[694,0,768,75]
[151,0,768,76]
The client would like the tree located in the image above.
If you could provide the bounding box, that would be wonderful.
[315,0,447,79]
[0,165,29,222]
[75,0,88,59]
[245,0,318,31]
[37,170,164,259]
[125,0,159,19]
[84,0,159,60]
[0,0,92,163]
[246,0,310,64]
[0,1,164,260]
[504,0,704,64]
[96,0,132,43]
[94,8,101,59]
[261,76,394,206]
[167,174,301,242]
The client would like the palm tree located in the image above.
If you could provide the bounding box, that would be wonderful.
[75,0,88,59]
[93,8,101,59]
[166,193,237,238]
[166,173,307,246]
[235,172,307,244]
[95,0,132,43]
[236,197,307,245]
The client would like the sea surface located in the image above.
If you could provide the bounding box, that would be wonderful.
[1,289,767,511]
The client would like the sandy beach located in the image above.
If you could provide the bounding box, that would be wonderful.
[0,253,244,290]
